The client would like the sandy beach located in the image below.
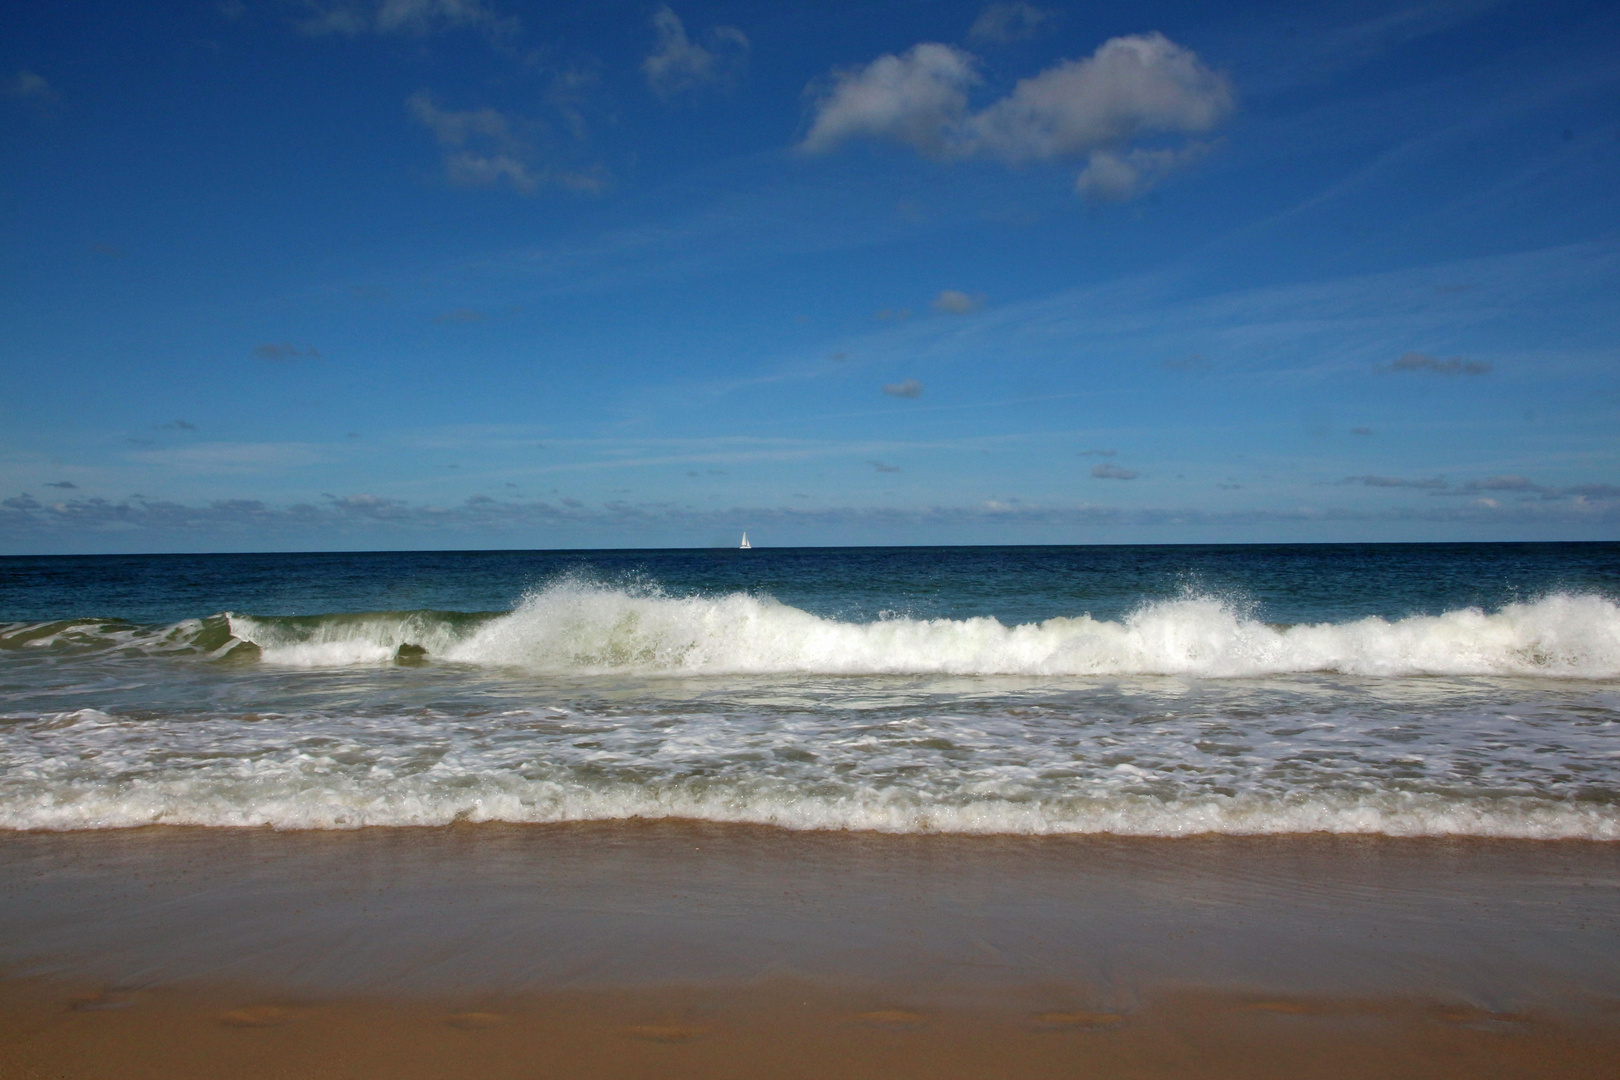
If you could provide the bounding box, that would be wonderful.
[3,823,1617,1078]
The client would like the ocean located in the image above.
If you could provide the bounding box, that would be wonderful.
[4,542,1618,838]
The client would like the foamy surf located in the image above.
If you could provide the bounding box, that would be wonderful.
[214,584,1620,679]
[4,775,1616,840]
[5,554,1618,840]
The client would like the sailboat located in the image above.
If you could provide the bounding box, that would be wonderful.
[739,532,751,549]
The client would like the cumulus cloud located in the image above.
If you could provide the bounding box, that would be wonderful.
[408,92,606,194]
[298,0,512,37]
[965,35,1231,160]
[253,342,321,362]
[800,32,1233,200]
[932,289,984,314]
[799,43,979,157]
[643,5,749,99]
[967,3,1050,45]
[1091,463,1139,479]
[1385,352,1491,375]
[882,378,925,398]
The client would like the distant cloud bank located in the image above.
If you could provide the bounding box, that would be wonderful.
[6,487,1617,550]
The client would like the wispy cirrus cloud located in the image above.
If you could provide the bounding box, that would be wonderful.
[967,3,1052,45]
[1334,473,1620,501]
[1336,474,1450,489]
[297,0,514,38]
[253,342,322,361]
[7,69,59,117]
[408,91,607,194]
[643,5,749,100]
[1383,351,1492,375]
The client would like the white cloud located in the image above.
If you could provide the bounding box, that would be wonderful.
[408,92,606,194]
[800,32,1233,200]
[967,3,1050,45]
[799,44,980,157]
[966,34,1232,161]
[932,289,983,314]
[643,6,749,99]
[882,379,925,398]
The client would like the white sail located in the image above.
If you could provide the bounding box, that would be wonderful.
[740,532,751,549]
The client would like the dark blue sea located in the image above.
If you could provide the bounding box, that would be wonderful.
[3,543,1618,836]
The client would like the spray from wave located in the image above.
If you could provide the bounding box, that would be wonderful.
[7,580,1619,679]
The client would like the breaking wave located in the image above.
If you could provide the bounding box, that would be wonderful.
[7,582,1620,678]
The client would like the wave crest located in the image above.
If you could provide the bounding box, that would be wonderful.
[220,583,1620,678]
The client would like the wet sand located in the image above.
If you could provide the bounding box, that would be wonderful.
[8,975,1620,1080]
[2,823,1618,1077]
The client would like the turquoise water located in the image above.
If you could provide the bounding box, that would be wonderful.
[2,543,1618,836]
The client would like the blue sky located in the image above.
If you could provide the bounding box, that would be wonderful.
[2,0,1617,552]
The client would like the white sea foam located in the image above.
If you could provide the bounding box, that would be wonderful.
[4,766,1616,839]
[7,583,1618,838]
[4,691,1618,838]
[229,583,1620,679]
